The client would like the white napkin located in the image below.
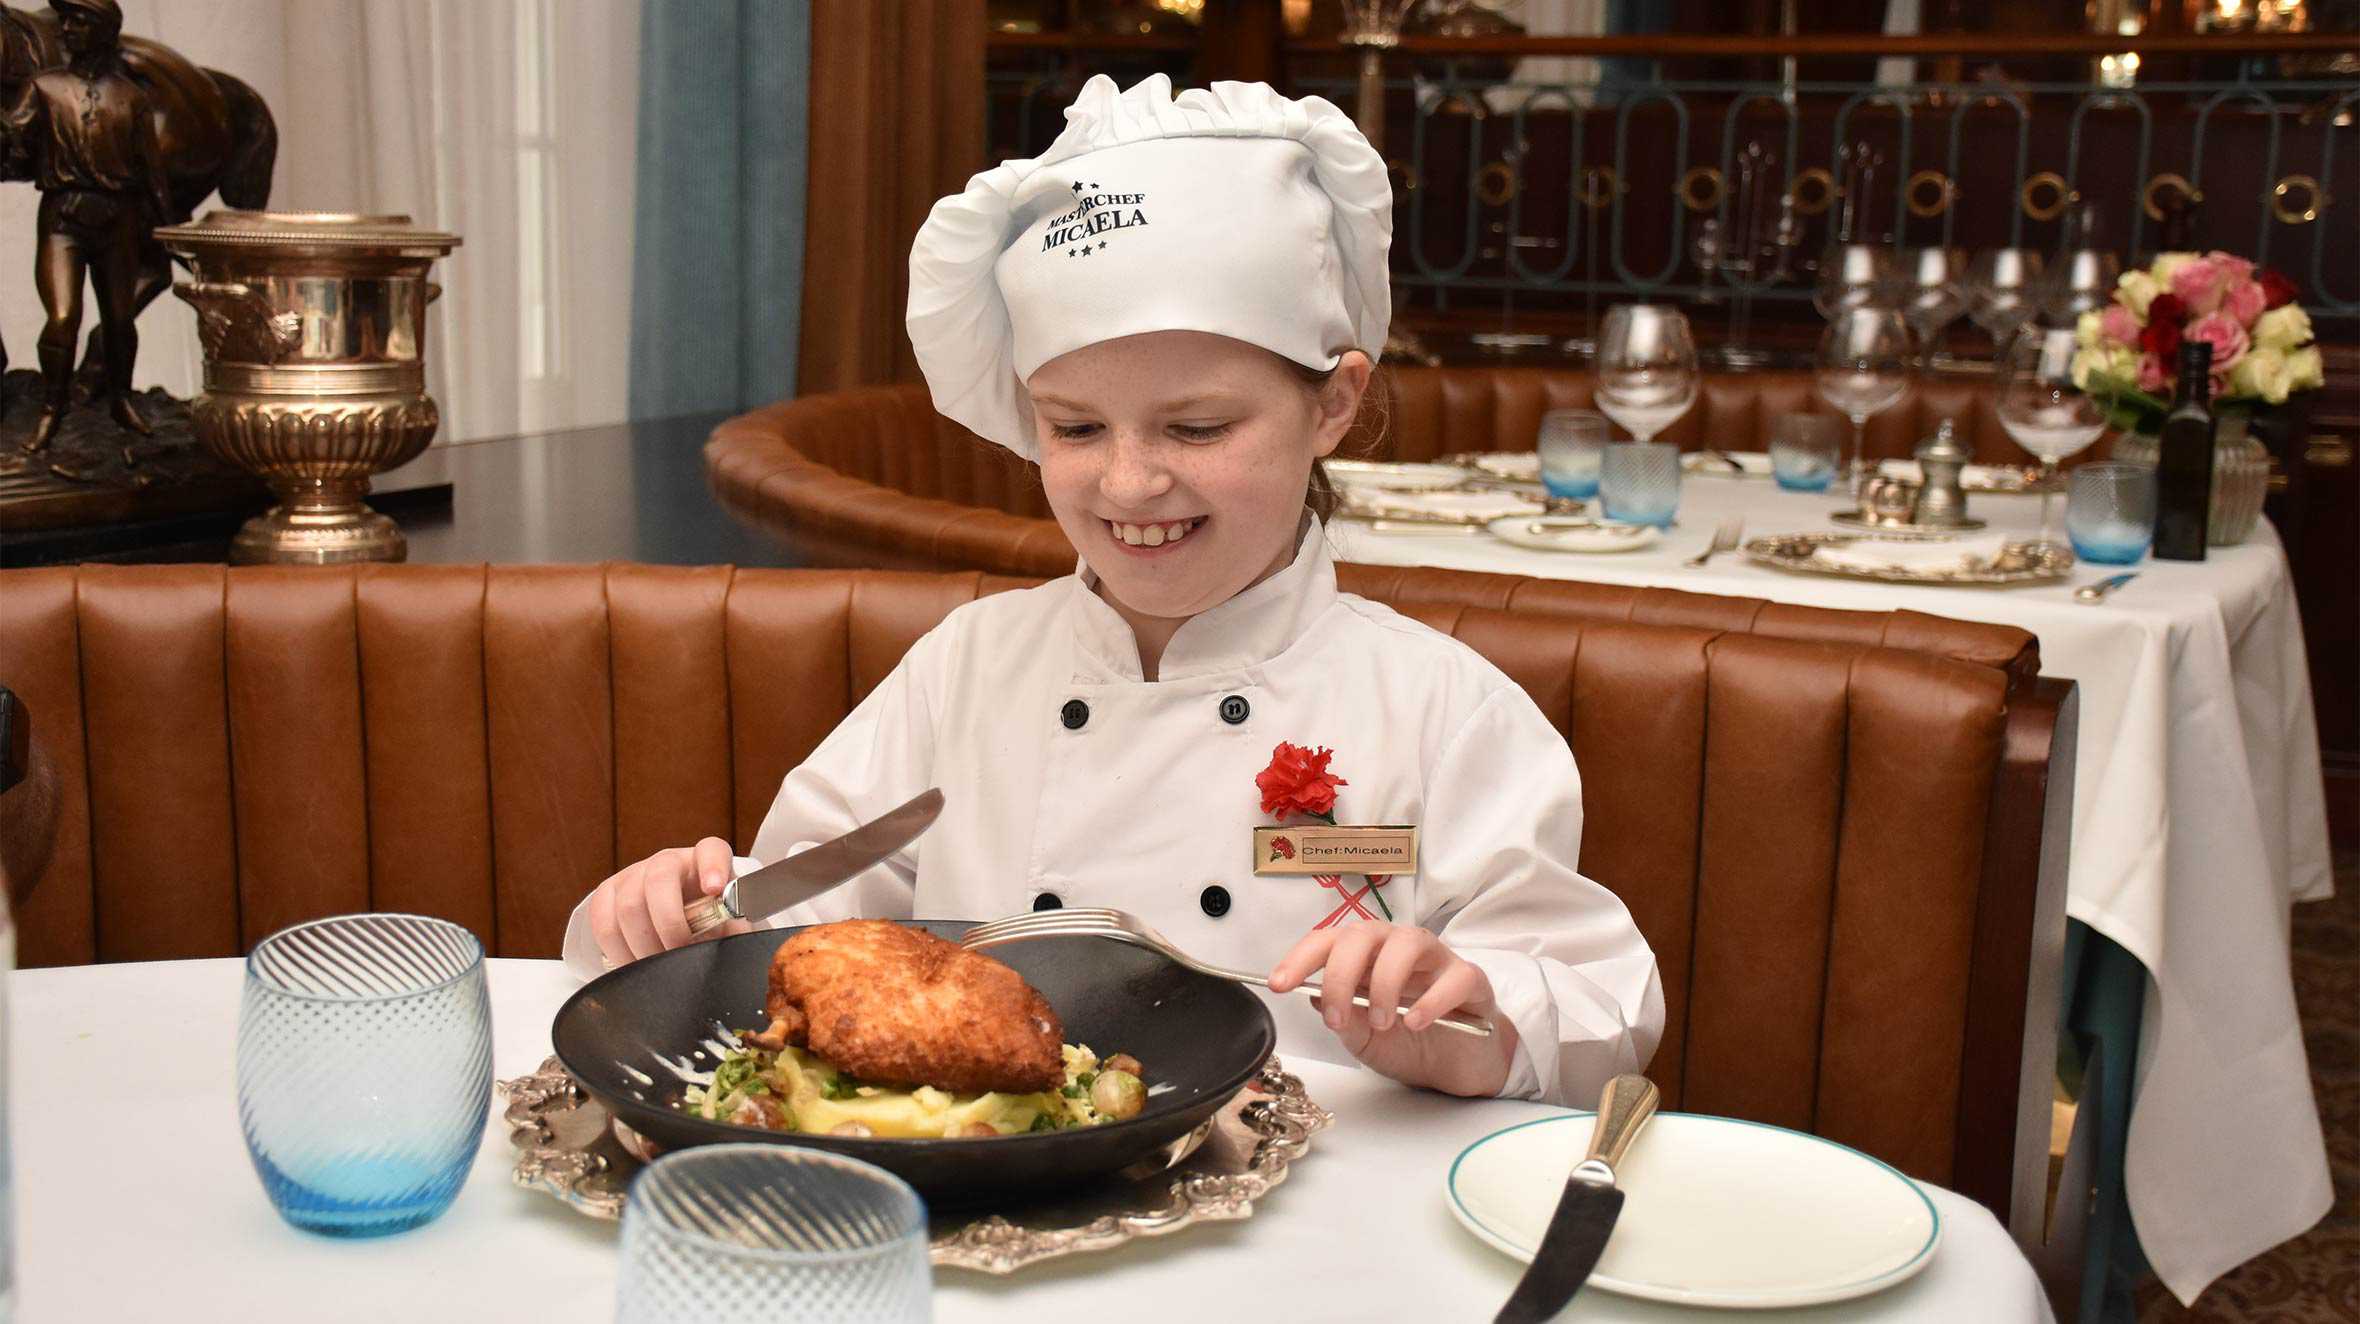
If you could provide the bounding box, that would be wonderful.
[1812,533,2012,574]
[1465,451,1542,481]
[1345,488,1543,521]
[1681,449,1775,477]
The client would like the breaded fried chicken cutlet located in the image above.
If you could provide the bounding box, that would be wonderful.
[742,919,1064,1094]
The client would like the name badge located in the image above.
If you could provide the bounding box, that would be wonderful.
[1253,825,1418,876]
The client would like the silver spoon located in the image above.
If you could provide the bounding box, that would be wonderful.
[2074,571,2139,604]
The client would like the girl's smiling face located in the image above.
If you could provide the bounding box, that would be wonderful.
[1027,331,1371,631]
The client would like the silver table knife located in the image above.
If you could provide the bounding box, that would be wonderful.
[1494,1074,1661,1324]
[681,787,945,937]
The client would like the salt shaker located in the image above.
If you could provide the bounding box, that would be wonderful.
[1910,419,1982,529]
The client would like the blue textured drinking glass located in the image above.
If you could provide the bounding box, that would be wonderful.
[1536,408,1609,499]
[1768,413,1845,492]
[1600,441,1683,527]
[617,1144,932,1323]
[237,914,490,1237]
[2066,461,2156,565]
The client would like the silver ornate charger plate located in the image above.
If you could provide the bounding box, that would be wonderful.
[500,1054,1332,1274]
[1743,531,2074,586]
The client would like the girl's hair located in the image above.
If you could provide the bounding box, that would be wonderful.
[1292,354,1388,521]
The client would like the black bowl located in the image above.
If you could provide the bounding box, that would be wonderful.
[551,920,1276,1203]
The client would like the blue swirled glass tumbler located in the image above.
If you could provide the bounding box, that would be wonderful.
[236,914,491,1236]
[1600,441,1683,527]
[2066,461,2157,565]
[1536,408,1610,499]
[617,1145,932,1323]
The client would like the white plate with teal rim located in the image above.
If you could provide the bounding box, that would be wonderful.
[1325,459,1469,491]
[1485,515,1660,554]
[1447,1111,1941,1309]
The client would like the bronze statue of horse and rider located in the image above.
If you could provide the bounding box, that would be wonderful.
[0,0,276,456]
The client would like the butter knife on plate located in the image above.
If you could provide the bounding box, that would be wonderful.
[1493,1074,1661,1323]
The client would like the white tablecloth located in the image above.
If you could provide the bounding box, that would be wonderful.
[1328,466,2335,1303]
[13,958,2050,1323]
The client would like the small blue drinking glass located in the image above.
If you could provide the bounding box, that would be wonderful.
[2066,461,2157,565]
[616,1144,933,1323]
[1768,413,1845,493]
[1600,440,1683,527]
[1536,408,1609,499]
[237,914,491,1237]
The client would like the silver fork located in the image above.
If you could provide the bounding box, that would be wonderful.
[961,907,1493,1038]
[1685,516,1745,568]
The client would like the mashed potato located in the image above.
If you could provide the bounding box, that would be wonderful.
[682,1042,1140,1138]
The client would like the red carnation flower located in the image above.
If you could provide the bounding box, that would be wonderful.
[2257,268,2297,311]
[2139,292,2186,359]
[1257,742,1347,819]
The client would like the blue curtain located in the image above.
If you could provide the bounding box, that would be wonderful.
[627,0,809,418]
[1601,0,1672,88]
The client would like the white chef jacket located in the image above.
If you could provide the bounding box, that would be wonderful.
[562,521,1663,1104]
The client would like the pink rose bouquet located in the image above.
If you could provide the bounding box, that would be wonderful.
[2070,250,2323,434]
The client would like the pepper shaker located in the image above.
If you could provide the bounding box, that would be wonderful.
[1909,419,1986,530]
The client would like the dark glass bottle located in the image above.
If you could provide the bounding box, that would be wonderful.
[2152,341,2216,561]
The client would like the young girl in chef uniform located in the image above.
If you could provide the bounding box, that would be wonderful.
[565,75,1662,1105]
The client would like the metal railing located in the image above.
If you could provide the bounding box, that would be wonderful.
[985,65,2359,328]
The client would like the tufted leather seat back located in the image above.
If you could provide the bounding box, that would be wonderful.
[704,370,2077,581]
[1,560,2068,1232]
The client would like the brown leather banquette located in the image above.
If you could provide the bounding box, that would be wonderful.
[0,560,2069,1261]
[704,366,2065,578]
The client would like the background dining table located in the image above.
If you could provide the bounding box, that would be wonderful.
[1327,459,2334,1306]
[15,957,2054,1323]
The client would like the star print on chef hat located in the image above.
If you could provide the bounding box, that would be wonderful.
[907,73,1393,458]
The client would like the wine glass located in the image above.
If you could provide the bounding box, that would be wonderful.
[1593,304,1700,445]
[2040,201,2122,324]
[1964,248,2046,350]
[1895,246,1968,366]
[1812,243,1893,319]
[2040,247,2122,324]
[1997,325,2110,550]
[1814,307,1913,493]
[1689,216,1724,305]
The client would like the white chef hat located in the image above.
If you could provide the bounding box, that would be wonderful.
[906,74,1392,457]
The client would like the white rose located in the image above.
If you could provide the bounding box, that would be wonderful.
[2115,269,2163,319]
[2076,309,2107,350]
[2228,346,2290,403]
[2070,346,2101,389]
[2286,345,2324,394]
[2251,304,2312,353]
[2072,344,2138,392]
[2148,252,2199,287]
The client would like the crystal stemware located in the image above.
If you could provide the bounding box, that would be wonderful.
[1964,247,2046,351]
[1812,243,1893,319]
[1689,216,1724,305]
[2039,201,2121,323]
[1895,246,1968,366]
[1593,304,1701,445]
[1997,324,2110,550]
[1814,307,1913,493]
